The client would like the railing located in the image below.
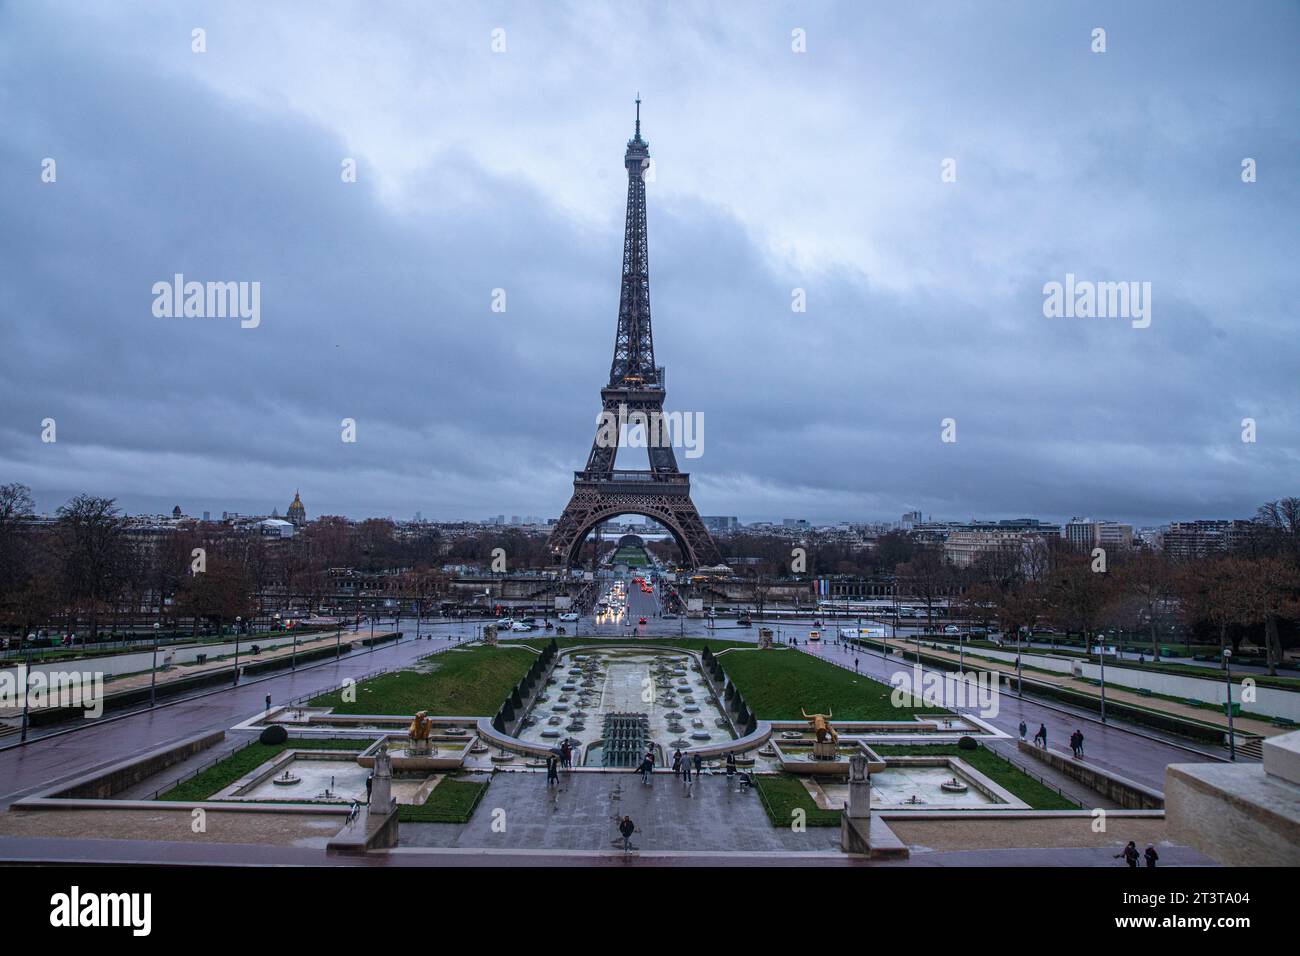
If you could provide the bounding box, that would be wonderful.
[150,736,261,800]
[574,470,689,484]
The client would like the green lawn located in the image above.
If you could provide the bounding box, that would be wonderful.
[309,645,534,715]
[753,774,841,827]
[159,738,370,802]
[398,776,490,823]
[720,648,940,720]
[872,744,1079,810]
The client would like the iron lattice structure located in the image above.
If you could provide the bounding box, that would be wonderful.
[549,101,722,569]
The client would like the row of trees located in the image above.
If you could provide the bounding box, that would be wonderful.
[938,499,1300,675]
[0,485,564,640]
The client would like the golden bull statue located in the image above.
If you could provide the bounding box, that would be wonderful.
[408,710,433,743]
[801,708,838,744]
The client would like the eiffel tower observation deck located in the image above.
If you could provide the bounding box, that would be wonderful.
[548,100,722,569]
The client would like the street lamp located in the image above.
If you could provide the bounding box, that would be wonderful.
[281,614,295,670]
[1097,630,1107,724]
[1016,626,1024,695]
[1224,647,1236,761]
[150,622,160,707]
[233,616,241,686]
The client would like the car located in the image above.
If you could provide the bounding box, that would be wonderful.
[558,612,579,622]
[495,618,514,629]
[737,617,753,627]
[638,617,647,625]
[944,624,960,634]
[662,613,677,620]
[510,621,534,632]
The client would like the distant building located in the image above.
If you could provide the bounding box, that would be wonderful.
[943,520,1060,568]
[1162,520,1254,559]
[1065,517,1132,551]
[259,518,295,539]
[287,490,306,528]
[703,516,739,533]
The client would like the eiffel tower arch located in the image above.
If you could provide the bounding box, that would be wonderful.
[549,100,722,570]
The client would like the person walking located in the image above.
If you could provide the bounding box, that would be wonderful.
[1144,844,1159,868]
[671,749,683,779]
[618,815,635,853]
[854,657,860,673]
[1034,723,1047,748]
[1075,729,1085,758]
[1115,841,1140,867]
[638,753,653,785]
[546,756,559,787]
[725,751,737,782]
[693,752,703,778]
[681,751,692,783]
[1018,720,1027,742]
[264,694,272,713]
[1069,730,1080,758]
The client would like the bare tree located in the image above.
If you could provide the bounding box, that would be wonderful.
[54,495,127,640]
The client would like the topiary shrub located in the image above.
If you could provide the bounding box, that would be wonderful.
[259,725,289,745]
[957,735,977,751]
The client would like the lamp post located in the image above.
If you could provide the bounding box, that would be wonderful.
[149,622,160,707]
[20,640,31,743]
[1016,626,1023,695]
[1097,630,1107,724]
[1224,647,1236,761]
[233,616,241,686]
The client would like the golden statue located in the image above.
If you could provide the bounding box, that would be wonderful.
[408,711,433,753]
[801,708,838,744]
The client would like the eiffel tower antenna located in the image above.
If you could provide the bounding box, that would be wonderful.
[547,107,721,571]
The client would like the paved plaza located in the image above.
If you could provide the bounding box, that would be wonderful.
[401,770,839,853]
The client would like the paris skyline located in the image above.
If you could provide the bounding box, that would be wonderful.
[2,2,1297,528]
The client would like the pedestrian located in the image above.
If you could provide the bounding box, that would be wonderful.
[365,773,373,802]
[1076,729,1085,758]
[1115,840,1139,867]
[1069,731,1079,758]
[672,749,683,778]
[1034,723,1047,748]
[725,751,737,780]
[1018,720,1027,741]
[854,657,860,673]
[693,752,703,778]
[547,756,559,787]
[1144,844,1159,868]
[264,694,272,712]
[560,741,571,769]
[638,754,653,785]
[618,815,635,852]
[681,751,692,783]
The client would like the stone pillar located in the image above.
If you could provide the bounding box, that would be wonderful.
[840,753,872,854]
[370,743,395,813]
[846,753,871,819]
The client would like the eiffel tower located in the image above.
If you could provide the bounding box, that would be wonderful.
[548,99,722,570]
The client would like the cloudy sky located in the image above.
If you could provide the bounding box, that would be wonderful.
[1,1,1297,528]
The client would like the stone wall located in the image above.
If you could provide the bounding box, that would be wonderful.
[1017,740,1164,809]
